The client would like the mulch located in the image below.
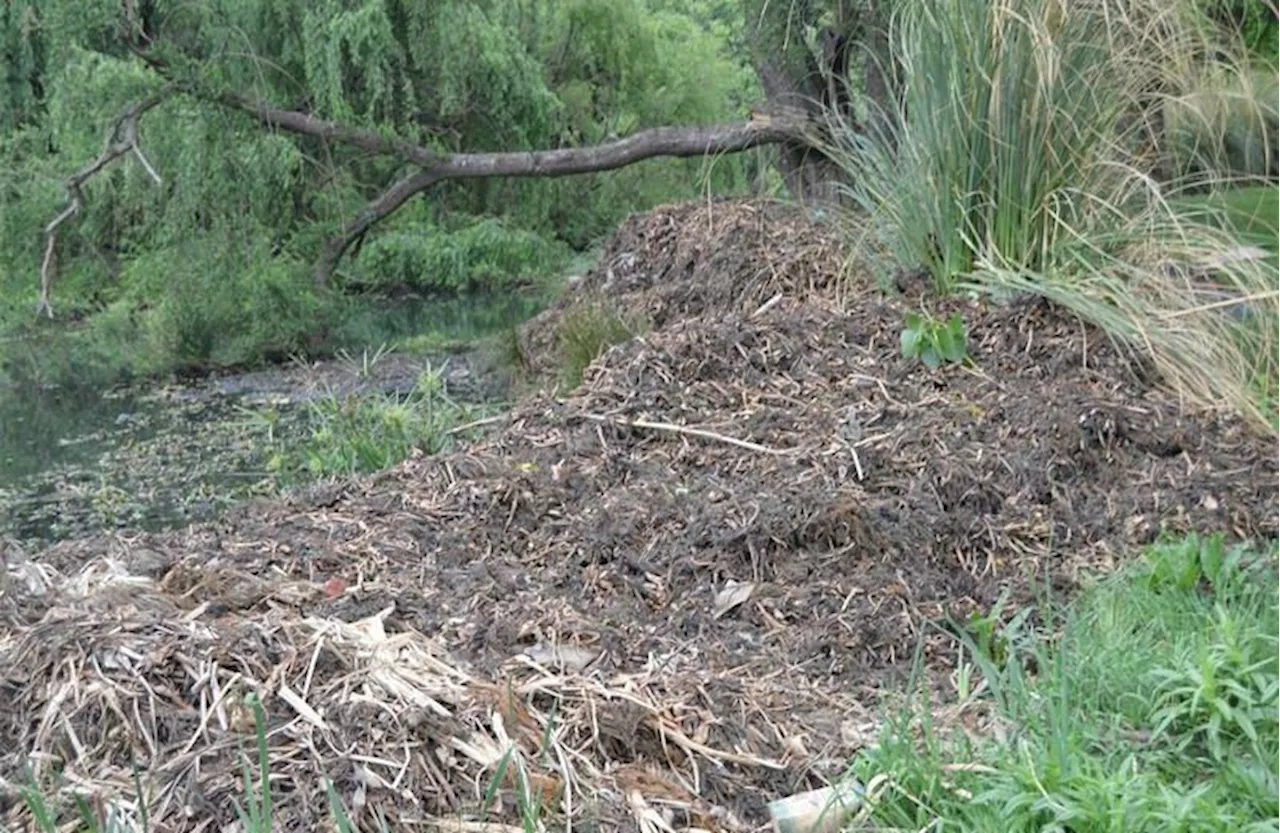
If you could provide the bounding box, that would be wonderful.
[2,198,1275,832]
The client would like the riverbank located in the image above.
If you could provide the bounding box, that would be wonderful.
[1,198,1276,832]
[0,304,533,549]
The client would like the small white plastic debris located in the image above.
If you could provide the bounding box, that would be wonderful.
[768,779,866,833]
[522,643,601,672]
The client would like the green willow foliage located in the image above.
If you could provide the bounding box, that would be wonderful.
[1204,0,1279,63]
[0,0,760,379]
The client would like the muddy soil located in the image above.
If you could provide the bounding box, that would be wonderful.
[1,199,1275,833]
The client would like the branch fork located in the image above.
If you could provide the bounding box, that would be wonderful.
[38,91,167,317]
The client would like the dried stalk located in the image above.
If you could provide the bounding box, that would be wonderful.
[580,413,792,455]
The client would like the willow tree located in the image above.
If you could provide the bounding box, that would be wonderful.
[740,0,897,200]
[1,0,880,323]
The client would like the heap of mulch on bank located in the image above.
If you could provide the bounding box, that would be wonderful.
[2,199,1275,832]
[520,199,849,382]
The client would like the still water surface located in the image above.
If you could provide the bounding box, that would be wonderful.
[0,293,544,546]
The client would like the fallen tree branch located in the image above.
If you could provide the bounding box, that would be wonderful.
[39,88,171,317]
[315,169,440,287]
[209,92,808,285]
[42,80,810,303]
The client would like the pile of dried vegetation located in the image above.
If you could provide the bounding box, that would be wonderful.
[2,199,1275,832]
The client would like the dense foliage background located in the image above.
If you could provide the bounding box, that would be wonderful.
[0,0,1273,388]
[0,0,767,382]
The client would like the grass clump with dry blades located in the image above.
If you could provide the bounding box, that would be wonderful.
[822,0,1278,432]
[554,302,651,390]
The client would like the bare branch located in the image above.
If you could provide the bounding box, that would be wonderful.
[315,169,440,286]
[38,87,172,317]
[220,92,803,180]
[131,144,163,186]
[207,92,807,285]
[212,92,443,166]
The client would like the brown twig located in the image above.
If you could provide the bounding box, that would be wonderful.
[38,88,171,317]
[446,414,510,436]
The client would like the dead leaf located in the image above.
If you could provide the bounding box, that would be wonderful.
[713,580,755,619]
[522,643,601,672]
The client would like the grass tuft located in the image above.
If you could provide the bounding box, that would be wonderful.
[849,533,1279,832]
[249,363,483,484]
[819,0,1279,433]
[554,302,649,390]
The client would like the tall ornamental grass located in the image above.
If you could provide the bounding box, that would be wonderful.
[822,0,1278,433]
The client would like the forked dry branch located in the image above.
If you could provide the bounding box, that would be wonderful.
[38,89,170,318]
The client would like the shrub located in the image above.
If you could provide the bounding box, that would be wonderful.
[124,236,324,370]
[348,217,572,295]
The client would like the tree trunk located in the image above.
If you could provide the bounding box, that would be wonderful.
[741,0,843,205]
[740,0,901,203]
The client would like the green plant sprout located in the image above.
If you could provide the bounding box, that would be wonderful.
[900,310,970,368]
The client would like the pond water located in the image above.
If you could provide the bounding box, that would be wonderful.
[0,388,257,543]
[0,386,154,484]
[0,291,549,549]
[328,290,549,351]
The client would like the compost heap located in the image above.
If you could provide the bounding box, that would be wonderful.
[2,199,1276,832]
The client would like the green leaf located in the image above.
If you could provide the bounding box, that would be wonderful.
[935,314,967,362]
[901,327,921,358]
[934,326,958,361]
[1239,714,1259,742]
[1176,551,1203,591]
[1199,537,1224,586]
